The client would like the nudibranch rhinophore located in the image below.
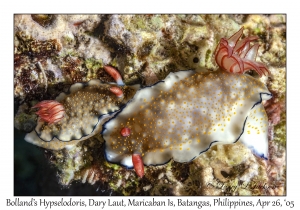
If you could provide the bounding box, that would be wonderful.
[25,78,137,150]
[102,27,272,176]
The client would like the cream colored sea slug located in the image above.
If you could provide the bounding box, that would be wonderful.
[102,27,272,175]
[25,78,136,150]
[103,70,271,166]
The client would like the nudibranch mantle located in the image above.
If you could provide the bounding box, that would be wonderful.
[103,70,272,168]
[25,79,136,150]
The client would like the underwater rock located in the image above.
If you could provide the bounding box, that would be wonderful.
[14,32,62,103]
[264,96,284,126]
[49,137,102,186]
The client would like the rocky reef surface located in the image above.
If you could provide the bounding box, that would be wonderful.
[14,14,286,195]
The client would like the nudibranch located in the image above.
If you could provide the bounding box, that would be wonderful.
[25,74,137,150]
[102,27,272,176]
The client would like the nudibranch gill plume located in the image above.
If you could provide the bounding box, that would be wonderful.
[102,27,272,176]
